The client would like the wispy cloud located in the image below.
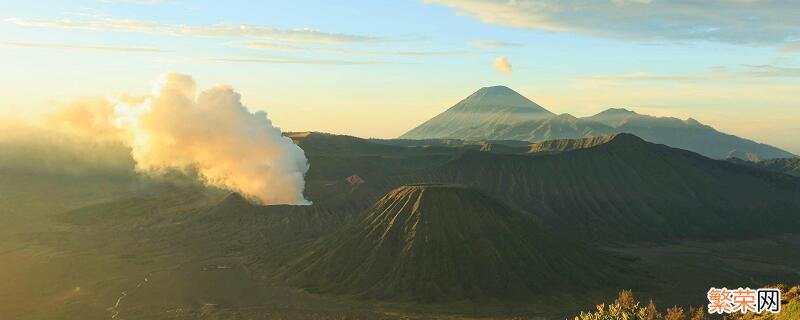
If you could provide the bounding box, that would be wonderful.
[745,65,800,78]
[232,41,468,56]
[583,72,724,83]
[99,0,164,4]
[5,17,382,45]
[213,55,384,65]
[232,41,305,51]
[4,41,165,53]
[781,42,800,53]
[582,65,800,84]
[426,0,800,45]
[468,39,522,49]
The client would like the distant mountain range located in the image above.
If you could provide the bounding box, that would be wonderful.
[400,86,796,160]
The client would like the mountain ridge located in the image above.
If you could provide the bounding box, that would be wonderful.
[392,133,800,242]
[400,86,795,160]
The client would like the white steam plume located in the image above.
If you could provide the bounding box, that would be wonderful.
[492,56,512,75]
[67,72,311,205]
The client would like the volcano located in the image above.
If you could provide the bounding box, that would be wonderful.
[400,86,554,140]
[271,184,631,302]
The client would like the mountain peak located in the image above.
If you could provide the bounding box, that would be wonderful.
[218,192,246,205]
[214,192,257,210]
[399,86,553,139]
[455,86,551,114]
[525,133,645,154]
[474,85,515,94]
[593,107,639,117]
[610,132,645,142]
[585,108,642,127]
[378,183,477,215]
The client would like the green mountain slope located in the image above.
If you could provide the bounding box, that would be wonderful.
[527,134,619,154]
[288,132,459,181]
[268,184,633,303]
[752,158,800,177]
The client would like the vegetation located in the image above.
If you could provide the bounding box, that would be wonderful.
[577,285,800,320]
[576,289,707,320]
[725,284,800,320]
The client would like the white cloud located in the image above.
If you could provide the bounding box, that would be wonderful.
[232,41,305,51]
[578,64,800,88]
[582,72,726,83]
[4,42,165,53]
[611,0,652,5]
[781,42,800,53]
[425,0,800,44]
[492,56,512,75]
[468,39,522,49]
[232,41,468,56]
[100,0,164,4]
[583,65,800,84]
[213,55,384,65]
[745,65,800,78]
[6,17,381,45]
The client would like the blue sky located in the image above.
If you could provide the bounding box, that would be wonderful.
[1,0,799,153]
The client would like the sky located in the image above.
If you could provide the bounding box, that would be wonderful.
[1,0,799,153]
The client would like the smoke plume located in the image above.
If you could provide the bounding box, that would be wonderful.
[0,120,134,176]
[50,72,311,205]
[492,56,512,75]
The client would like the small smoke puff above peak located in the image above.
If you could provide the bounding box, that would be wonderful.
[492,56,512,75]
[116,72,311,205]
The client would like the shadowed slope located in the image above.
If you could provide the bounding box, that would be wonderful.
[288,132,459,181]
[62,183,373,249]
[270,184,632,302]
[397,134,800,242]
[729,157,800,177]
